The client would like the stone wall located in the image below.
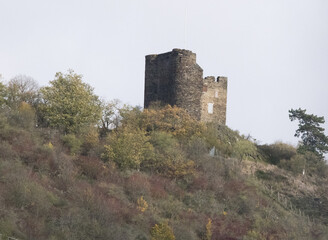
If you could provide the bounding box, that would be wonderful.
[144,51,177,107]
[200,76,227,125]
[173,49,203,120]
[144,49,203,120]
[144,49,227,124]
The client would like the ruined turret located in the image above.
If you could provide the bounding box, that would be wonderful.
[144,49,227,124]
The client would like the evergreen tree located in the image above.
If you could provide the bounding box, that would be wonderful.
[289,108,328,159]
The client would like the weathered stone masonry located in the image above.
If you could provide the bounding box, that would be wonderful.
[144,49,227,125]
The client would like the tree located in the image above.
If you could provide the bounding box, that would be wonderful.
[145,131,195,178]
[10,102,36,129]
[140,105,205,140]
[289,108,328,159]
[39,70,101,133]
[102,126,154,170]
[99,99,122,137]
[6,75,39,108]
[0,79,7,107]
[150,221,175,240]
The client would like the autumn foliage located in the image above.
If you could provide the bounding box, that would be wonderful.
[0,71,327,239]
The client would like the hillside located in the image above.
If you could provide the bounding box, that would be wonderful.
[0,105,328,240]
[0,73,328,240]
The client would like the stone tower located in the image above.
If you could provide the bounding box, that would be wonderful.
[144,48,227,125]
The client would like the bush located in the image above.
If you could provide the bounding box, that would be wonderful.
[102,127,154,170]
[150,221,175,240]
[279,155,305,174]
[124,172,151,200]
[279,152,328,177]
[52,152,77,191]
[76,156,108,180]
[137,196,148,213]
[258,142,297,165]
[255,170,287,182]
[9,102,36,129]
[61,134,82,155]
[172,223,198,240]
[0,213,18,239]
[145,131,196,179]
[215,125,243,156]
[3,169,53,216]
[186,136,208,159]
[201,123,219,148]
[140,105,205,141]
[232,140,258,161]
[0,140,18,160]
[156,196,186,219]
[81,127,99,155]
[206,218,212,240]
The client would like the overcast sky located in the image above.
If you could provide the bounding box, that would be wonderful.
[1,0,327,145]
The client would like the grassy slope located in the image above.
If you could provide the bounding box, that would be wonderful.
[0,124,328,240]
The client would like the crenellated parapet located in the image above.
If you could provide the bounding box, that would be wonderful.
[201,76,227,124]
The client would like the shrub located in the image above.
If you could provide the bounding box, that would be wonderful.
[206,218,212,240]
[172,223,198,240]
[43,141,54,151]
[149,175,168,199]
[81,127,99,155]
[137,196,148,213]
[4,174,53,216]
[279,151,328,177]
[124,172,151,200]
[140,105,205,141]
[258,142,297,165]
[9,102,36,129]
[76,156,108,180]
[183,191,220,216]
[52,152,77,191]
[144,131,196,179]
[302,152,328,177]
[102,127,154,170]
[255,170,287,182]
[232,140,258,161]
[157,196,186,219]
[186,136,208,159]
[202,123,219,149]
[215,125,243,156]
[0,140,18,160]
[61,134,82,155]
[0,214,17,239]
[279,155,305,174]
[150,221,175,240]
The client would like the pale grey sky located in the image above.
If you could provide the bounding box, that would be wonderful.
[1,0,327,145]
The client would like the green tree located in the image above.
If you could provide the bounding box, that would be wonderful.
[39,70,101,133]
[102,126,154,170]
[145,131,195,178]
[0,80,7,107]
[289,108,328,158]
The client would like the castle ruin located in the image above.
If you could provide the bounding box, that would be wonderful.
[144,49,227,125]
